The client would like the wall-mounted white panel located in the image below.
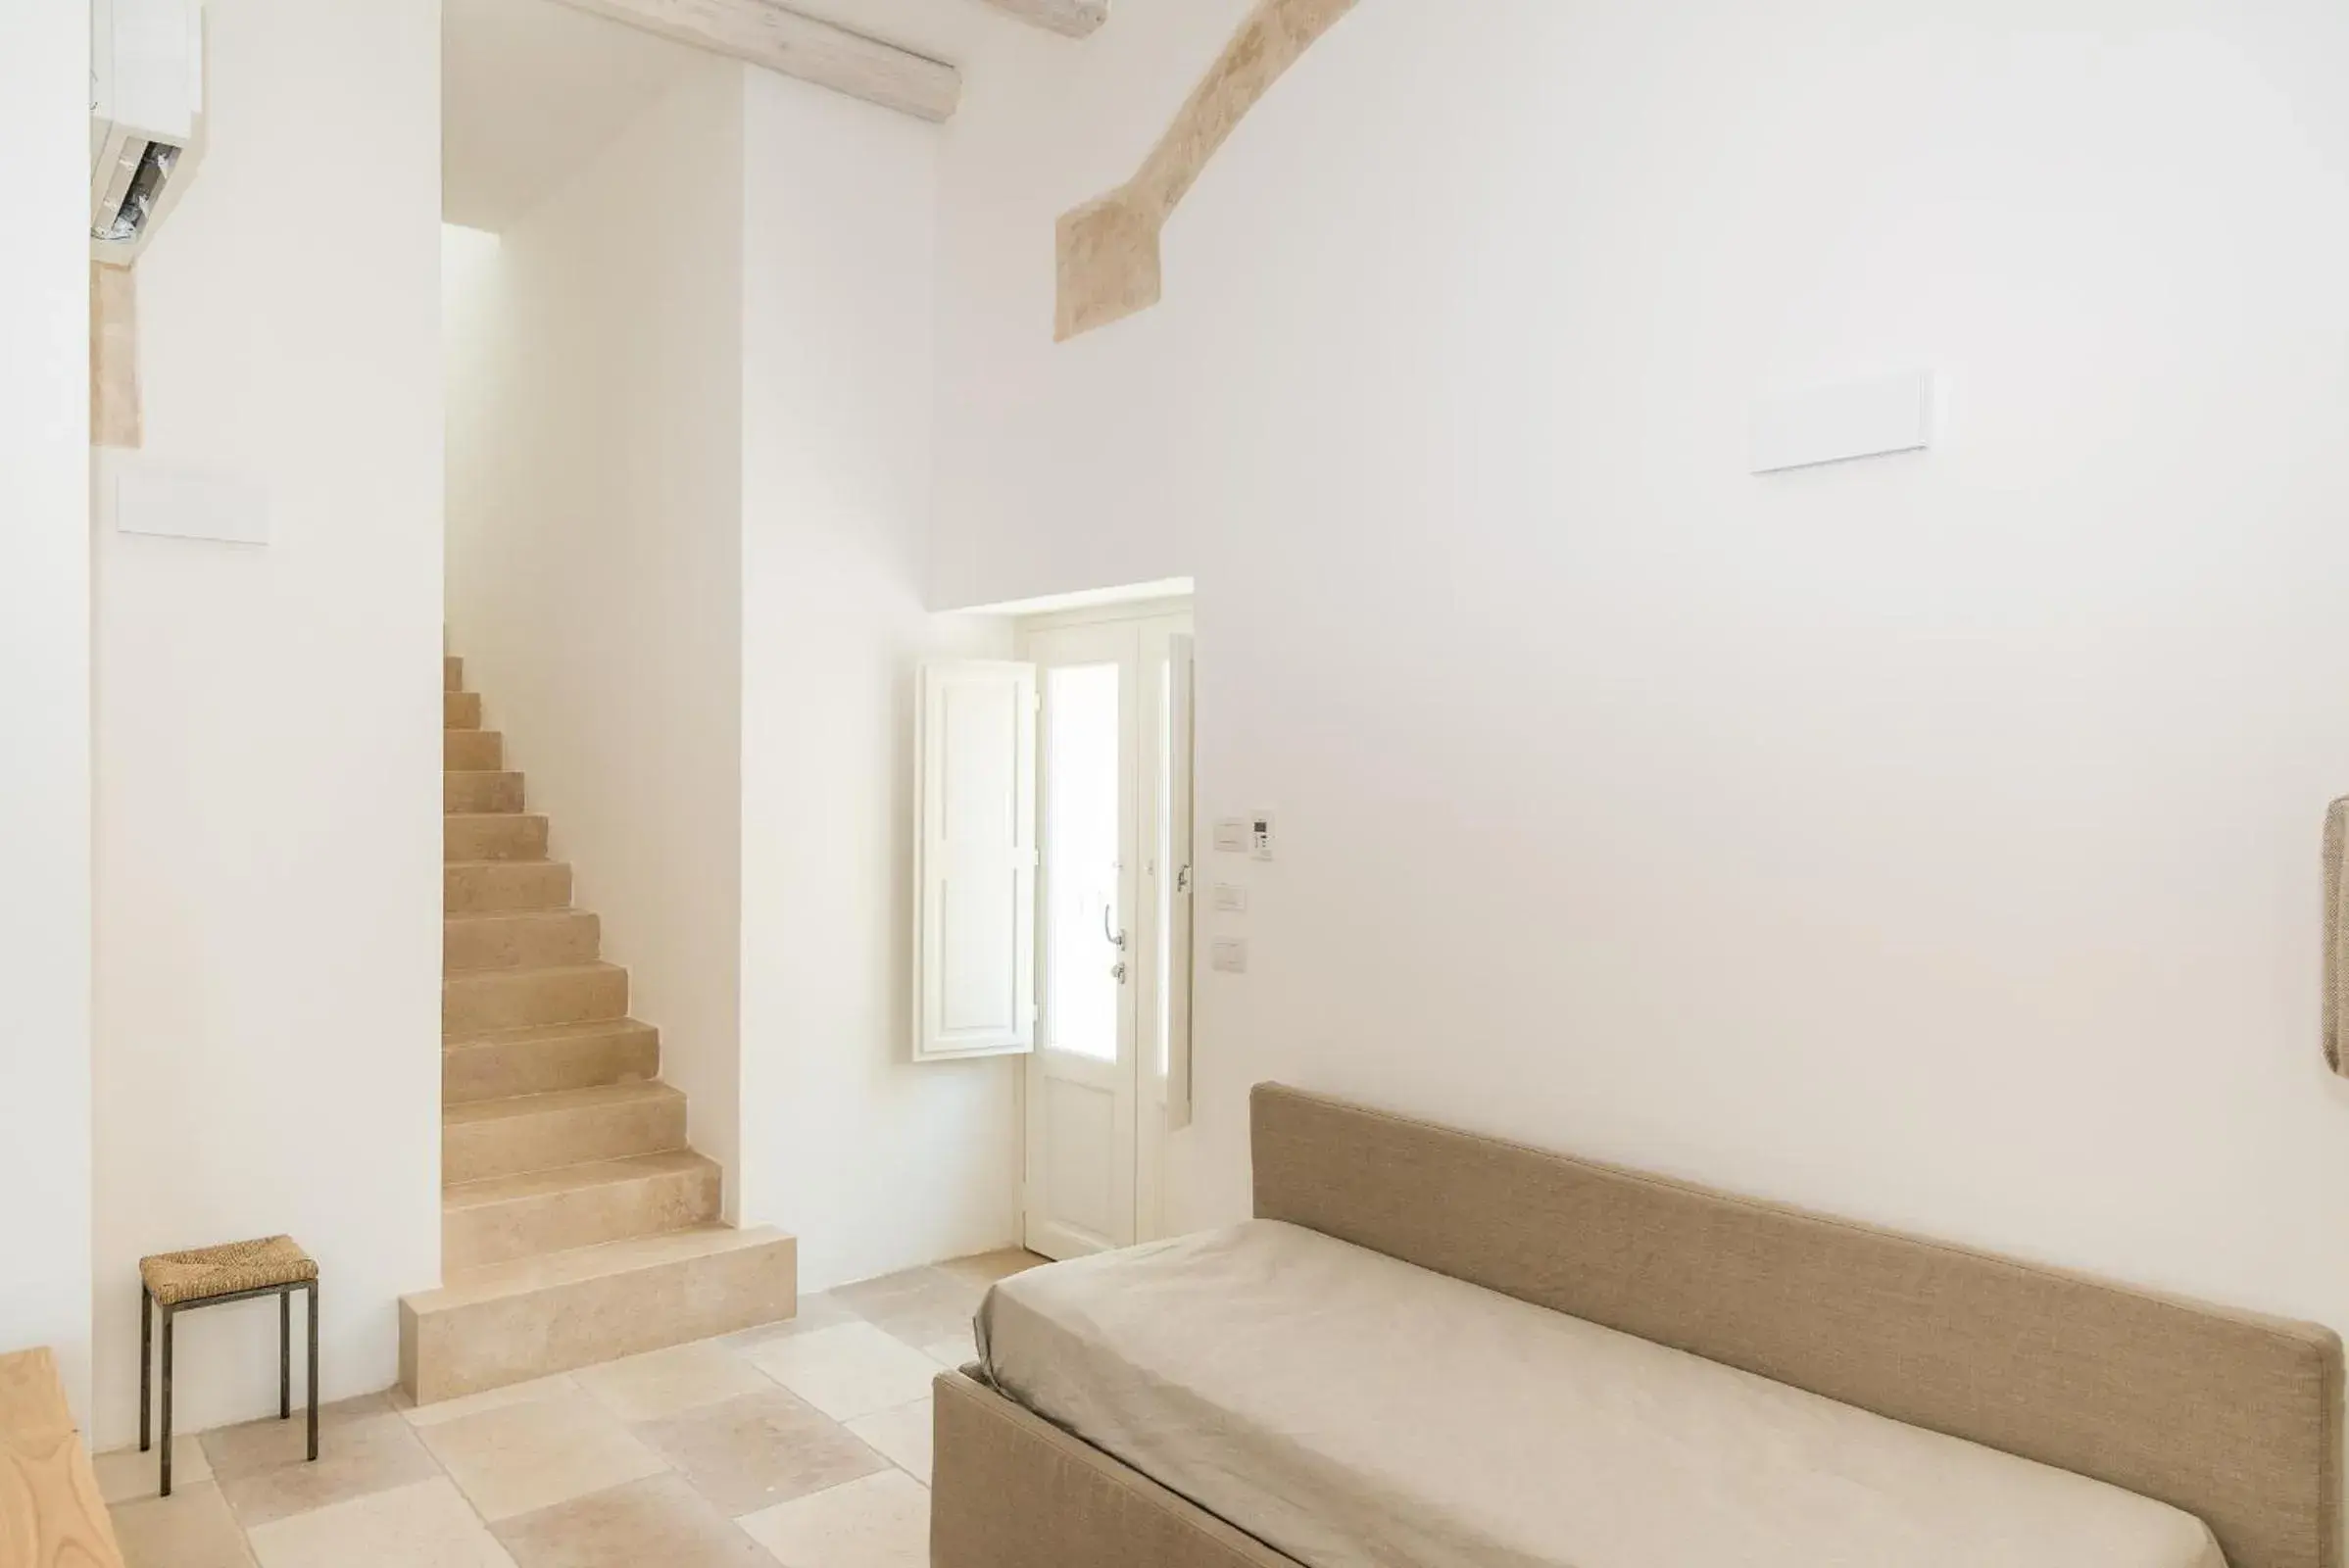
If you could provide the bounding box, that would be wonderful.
[914,659,1039,1060]
[1750,370,1935,475]
[110,458,270,544]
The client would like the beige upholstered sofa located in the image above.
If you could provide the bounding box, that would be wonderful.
[931,1084,2343,1568]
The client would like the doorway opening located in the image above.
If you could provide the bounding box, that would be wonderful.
[1020,600,1195,1258]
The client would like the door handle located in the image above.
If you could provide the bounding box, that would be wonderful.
[1112,960,1129,983]
[1103,906,1127,950]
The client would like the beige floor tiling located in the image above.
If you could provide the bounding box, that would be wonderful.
[844,1398,933,1486]
[107,1481,257,1568]
[213,1401,442,1530]
[746,1322,945,1424]
[110,1246,1048,1568]
[571,1340,773,1424]
[93,1437,213,1505]
[242,1477,514,1568]
[492,1474,771,1568]
[737,1470,931,1568]
[934,1249,1049,1288]
[831,1268,987,1348]
[631,1387,890,1516]
[919,1327,979,1369]
[416,1387,667,1523]
[720,1291,852,1352]
[200,1395,394,1480]
[399,1374,577,1429]
[827,1269,943,1319]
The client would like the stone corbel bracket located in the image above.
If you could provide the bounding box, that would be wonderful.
[1054,0,1359,341]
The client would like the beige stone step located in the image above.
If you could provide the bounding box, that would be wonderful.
[445,859,571,915]
[443,960,627,1035]
[446,690,482,729]
[446,729,503,770]
[445,655,463,692]
[443,1018,660,1106]
[401,1225,797,1405]
[442,1151,721,1272]
[444,812,549,863]
[444,771,524,814]
[443,1081,684,1185]
[445,909,600,973]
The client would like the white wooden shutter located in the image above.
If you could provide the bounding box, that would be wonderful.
[1166,634,1197,1128]
[913,661,1039,1061]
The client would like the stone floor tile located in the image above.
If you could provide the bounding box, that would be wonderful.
[571,1341,771,1424]
[493,1473,770,1568]
[108,1480,258,1568]
[213,1403,440,1530]
[632,1387,888,1516]
[399,1374,577,1430]
[746,1322,944,1424]
[720,1292,852,1353]
[242,1477,514,1568]
[416,1387,666,1523]
[199,1394,391,1480]
[93,1436,212,1504]
[737,1471,930,1568]
[834,1268,984,1348]
[934,1249,1050,1288]
[845,1398,932,1486]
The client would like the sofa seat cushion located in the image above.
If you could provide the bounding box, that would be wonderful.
[979,1220,2225,1568]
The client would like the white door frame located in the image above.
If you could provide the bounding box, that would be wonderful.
[1018,602,1194,1258]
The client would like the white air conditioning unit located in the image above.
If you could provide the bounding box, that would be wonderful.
[90,0,204,264]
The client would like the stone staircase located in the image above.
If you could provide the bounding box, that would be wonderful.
[399,654,795,1405]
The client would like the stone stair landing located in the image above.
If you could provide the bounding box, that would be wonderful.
[400,653,795,1406]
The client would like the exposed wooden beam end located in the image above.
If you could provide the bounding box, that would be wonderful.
[1053,0,1356,339]
[552,0,961,122]
[983,0,1109,39]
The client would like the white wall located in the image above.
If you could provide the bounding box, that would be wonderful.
[90,0,444,1449]
[0,0,94,1417]
[931,0,2349,1333]
[739,70,1020,1292]
[445,59,748,1206]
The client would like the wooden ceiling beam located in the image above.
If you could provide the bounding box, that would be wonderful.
[980,0,1108,39]
[550,0,960,122]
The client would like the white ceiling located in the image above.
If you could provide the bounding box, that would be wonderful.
[443,0,1017,232]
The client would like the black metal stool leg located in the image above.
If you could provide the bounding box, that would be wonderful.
[160,1304,175,1497]
[305,1278,318,1462]
[280,1288,291,1420]
[139,1289,151,1454]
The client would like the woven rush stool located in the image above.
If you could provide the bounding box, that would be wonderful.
[139,1235,318,1497]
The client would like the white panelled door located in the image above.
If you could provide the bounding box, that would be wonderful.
[1023,612,1194,1259]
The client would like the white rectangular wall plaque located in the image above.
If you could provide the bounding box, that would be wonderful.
[111,459,270,545]
[1750,370,1935,475]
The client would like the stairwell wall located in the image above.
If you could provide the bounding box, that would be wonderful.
[444,61,1024,1298]
[90,0,444,1448]
[737,69,1021,1293]
[442,60,749,1212]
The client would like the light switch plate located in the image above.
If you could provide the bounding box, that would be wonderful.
[1211,939,1248,974]
[1213,883,1248,914]
[1214,818,1249,854]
